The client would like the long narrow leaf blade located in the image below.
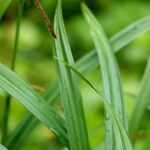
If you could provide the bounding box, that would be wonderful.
[55,58,133,150]
[6,84,59,149]
[0,63,68,146]
[53,1,90,149]
[76,16,150,74]
[81,3,128,150]
[7,113,37,149]
[129,56,150,134]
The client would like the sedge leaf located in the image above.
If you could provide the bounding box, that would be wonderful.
[0,0,12,20]
[6,84,59,149]
[0,63,68,146]
[55,57,133,150]
[76,16,150,74]
[81,3,128,150]
[53,1,90,149]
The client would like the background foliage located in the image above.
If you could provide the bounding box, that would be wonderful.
[0,0,150,149]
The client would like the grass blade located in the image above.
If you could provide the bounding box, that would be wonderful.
[53,1,90,149]
[76,16,150,74]
[129,56,150,134]
[0,0,12,20]
[81,3,128,150]
[55,58,133,150]
[6,113,37,149]
[0,63,68,146]
[6,15,150,148]
[6,84,59,149]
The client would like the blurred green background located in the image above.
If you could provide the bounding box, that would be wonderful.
[0,0,150,149]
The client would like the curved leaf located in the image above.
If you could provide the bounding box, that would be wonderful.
[0,63,68,146]
[6,84,59,149]
[53,1,90,149]
[55,58,133,150]
[81,3,128,150]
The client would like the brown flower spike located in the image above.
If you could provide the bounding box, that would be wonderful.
[33,0,56,38]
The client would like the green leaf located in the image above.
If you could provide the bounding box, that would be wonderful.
[7,14,150,148]
[129,56,150,134]
[0,0,12,20]
[110,16,150,51]
[0,63,68,146]
[76,16,150,74]
[53,1,90,150]
[55,57,133,150]
[0,144,8,150]
[6,85,59,149]
[81,3,128,150]
[6,114,37,149]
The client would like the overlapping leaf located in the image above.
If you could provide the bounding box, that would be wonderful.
[81,3,129,150]
[53,1,90,149]
[55,57,133,150]
[0,63,68,146]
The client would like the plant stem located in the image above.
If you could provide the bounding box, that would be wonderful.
[33,0,56,38]
[1,0,24,144]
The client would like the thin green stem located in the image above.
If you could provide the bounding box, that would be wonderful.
[1,0,24,144]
